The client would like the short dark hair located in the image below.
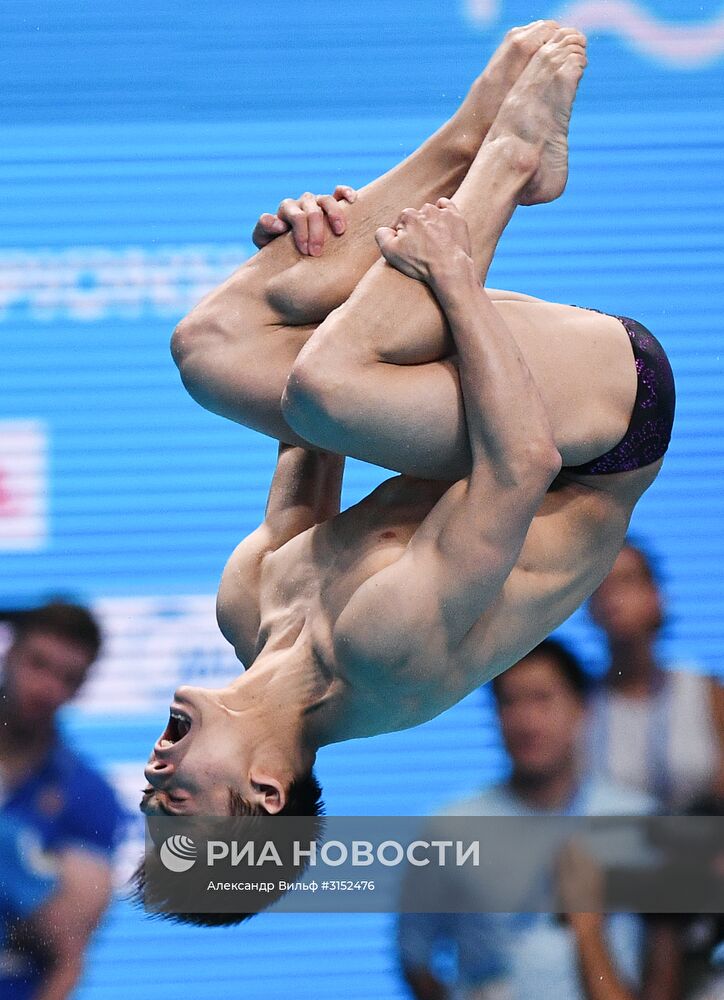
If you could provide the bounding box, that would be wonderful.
[11,600,102,661]
[491,638,590,702]
[129,770,324,927]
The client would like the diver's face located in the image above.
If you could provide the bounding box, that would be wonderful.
[142,685,254,816]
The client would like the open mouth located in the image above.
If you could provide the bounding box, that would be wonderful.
[157,708,192,749]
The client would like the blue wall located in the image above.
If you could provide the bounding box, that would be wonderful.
[1,2,723,997]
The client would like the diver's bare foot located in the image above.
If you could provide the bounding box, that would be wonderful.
[486,27,587,205]
[457,21,561,147]
[481,20,561,110]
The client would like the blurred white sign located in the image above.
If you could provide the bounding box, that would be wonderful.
[75,593,240,715]
[0,244,247,322]
[0,419,48,550]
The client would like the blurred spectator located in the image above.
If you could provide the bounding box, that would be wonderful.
[0,601,127,999]
[397,639,679,1000]
[0,813,58,998]
[676,791,724,1000]
[588,540,722,810]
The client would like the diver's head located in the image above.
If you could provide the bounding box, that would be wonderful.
[134,683,325,926]
[140,684,321,818]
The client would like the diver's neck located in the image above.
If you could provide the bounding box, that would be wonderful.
[225,634,357,752]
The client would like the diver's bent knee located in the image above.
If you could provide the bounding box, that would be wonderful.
[170,313,236,414]
[281,356,338,446]
[280,363,324,441]
[171,313,206,372]
[171,307,234,375]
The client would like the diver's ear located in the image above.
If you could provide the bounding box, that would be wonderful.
[249,771,286,814]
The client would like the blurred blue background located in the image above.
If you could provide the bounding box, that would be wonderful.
[1,1,723,997]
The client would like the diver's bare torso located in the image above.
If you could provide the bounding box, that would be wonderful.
[221,460,660,739]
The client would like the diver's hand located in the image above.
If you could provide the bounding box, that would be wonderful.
[252,185,358,256]
[375,198,473,284]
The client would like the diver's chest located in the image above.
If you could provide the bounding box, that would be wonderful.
[260,517,411,623]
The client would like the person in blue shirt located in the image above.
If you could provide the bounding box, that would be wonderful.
[0,814,60,1000]
[397,639,681,1000]
[0,601,128,999]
